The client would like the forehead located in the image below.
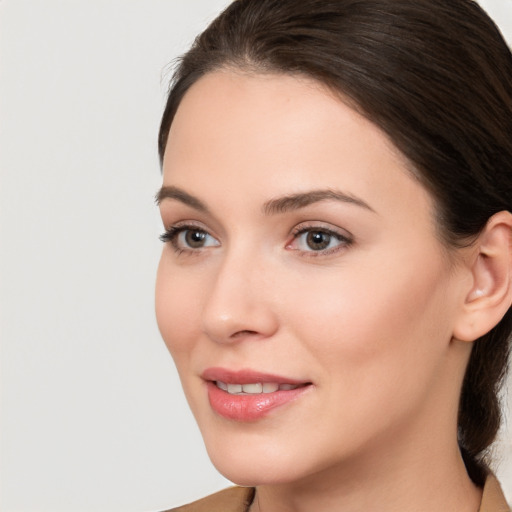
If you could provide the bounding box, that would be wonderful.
[165,71,402,168]
[168,70,384,143]
[162,70,433,224]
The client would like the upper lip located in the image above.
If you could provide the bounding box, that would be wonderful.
[202,367,309,385]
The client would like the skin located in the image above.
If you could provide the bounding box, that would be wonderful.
[156,70,483,512]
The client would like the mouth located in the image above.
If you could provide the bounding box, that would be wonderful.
[202,368,312,421]
[214,381,306,394]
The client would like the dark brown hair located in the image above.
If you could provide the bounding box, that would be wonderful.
[158,0,512,485]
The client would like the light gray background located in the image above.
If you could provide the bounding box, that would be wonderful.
[1,1,511,511]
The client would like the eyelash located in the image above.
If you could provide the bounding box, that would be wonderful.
[288,225,353,257]
[159,223,214,255]
[159,223,353,256]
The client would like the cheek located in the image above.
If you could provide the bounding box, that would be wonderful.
[155,253,204,358]
[277,256,456,450]
[283,252,454,380]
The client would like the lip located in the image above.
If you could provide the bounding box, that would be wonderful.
[202,367,307,385]
[202,367,312,421]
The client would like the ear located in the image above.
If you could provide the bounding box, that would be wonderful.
[453,211,512,342]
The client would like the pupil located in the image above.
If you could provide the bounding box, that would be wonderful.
[186,230,206,248]
[306,231,330,250]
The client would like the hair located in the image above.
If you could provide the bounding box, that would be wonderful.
[158,0,512,485]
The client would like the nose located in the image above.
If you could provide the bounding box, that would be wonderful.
[201,250,279,344]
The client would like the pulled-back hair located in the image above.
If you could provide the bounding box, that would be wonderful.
[158,0,512,485]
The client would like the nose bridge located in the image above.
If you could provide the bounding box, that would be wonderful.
[201,242,278,343]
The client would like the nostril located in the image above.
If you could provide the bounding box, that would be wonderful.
[231,329,258,338]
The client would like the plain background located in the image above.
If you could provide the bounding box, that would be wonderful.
[0,1,511,511]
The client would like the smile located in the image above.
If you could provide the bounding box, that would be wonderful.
[215,381,302,394]
[202,368,312,421]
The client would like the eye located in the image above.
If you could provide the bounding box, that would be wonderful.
[287,225,352,255]
[160,225,220,252]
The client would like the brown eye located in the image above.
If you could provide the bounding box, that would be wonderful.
[184,229,208,248]
[160,225,220,252]
[306,231,332,250]
[287,226,352,255]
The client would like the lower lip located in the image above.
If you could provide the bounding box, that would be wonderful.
[206,381,311,421]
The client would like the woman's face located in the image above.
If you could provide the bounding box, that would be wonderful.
[156,71,470,486]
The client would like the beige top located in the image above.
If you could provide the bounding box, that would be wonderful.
[165,475,510,512]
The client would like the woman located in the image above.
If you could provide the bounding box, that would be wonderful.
[155,0,512,510]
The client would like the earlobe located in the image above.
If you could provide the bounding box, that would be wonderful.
[453,211,512,342]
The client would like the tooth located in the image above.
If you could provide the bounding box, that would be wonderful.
[220,382,300,394]
[242,383,263,394]
[262,383,279,393]
[279,383,298,391]
[227,383,243,394]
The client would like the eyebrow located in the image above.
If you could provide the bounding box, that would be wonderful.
[155,186,375,215]
[155,186,210,213]
[263,189,375,215]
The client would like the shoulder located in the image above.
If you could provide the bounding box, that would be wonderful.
[480,474,511,512]
[163,487,255,512]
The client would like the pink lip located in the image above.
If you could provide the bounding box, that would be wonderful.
[202,367,312,422]
[202,367,307,385]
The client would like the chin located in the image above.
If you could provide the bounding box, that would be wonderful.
[201,429,325,487]
[209,454,299,487]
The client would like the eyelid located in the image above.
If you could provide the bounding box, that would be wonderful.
[290,221,353,240]
[159,220,204,242]
[286,222,354,256]
[159,221,220,253]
